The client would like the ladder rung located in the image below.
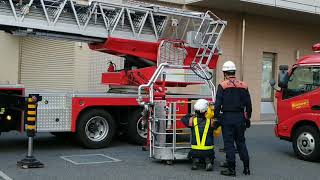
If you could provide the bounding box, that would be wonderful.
[200,42,214,46]
[196,54,210,58]
[206,32,219,36]
[204,41,214,44]
[202,43,214,46]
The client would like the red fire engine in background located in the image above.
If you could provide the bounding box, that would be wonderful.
[271,43,320,161]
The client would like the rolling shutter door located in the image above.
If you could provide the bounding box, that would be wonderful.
[20,37,75,91]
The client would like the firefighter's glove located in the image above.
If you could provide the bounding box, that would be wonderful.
[245,119,251,128]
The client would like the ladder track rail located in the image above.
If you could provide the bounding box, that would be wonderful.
[0,0,219,43]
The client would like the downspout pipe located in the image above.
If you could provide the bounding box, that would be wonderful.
[240,15,246,81]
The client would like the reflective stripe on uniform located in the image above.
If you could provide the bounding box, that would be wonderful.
[192,117,214,150]
[191,145,214,150]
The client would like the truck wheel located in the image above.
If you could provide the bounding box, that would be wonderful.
[76,109,116,149]
[128,109,147,145]
[292,125,320,161]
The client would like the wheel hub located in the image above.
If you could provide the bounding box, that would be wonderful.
[297,132,315,156]
[85,116,109,142]
[137,117,147,139]
[88,123,99,133]
[302,140,308,147]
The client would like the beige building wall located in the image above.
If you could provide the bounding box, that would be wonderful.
[185,5,319,120]
[0,31,20,84]
[243,14,319,120]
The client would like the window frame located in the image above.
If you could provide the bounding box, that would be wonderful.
[261,52,276,102]
[283,65,320,100]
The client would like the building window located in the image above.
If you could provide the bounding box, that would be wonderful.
[261,53,276,102]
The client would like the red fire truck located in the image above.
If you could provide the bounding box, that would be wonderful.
[271,43,320,161]
[0,0,226,149]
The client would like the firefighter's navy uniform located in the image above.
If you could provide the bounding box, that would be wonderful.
[181,111,215,171]
[214,75,252,176]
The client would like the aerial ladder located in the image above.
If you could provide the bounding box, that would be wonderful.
[0,0,226,166]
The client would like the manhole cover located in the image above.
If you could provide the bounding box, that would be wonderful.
[61,154,121,165]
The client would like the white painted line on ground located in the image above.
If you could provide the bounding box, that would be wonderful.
[70,160,120,165]
[0,171,13,180]
[60,156,79,165]
[60,154,121,165]
[252,121,275,125]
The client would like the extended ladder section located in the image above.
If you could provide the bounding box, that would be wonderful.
[0,0,224,44]
[192,11,226,66]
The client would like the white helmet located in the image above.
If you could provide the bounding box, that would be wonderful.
[222,61,236,72]
[194,99,209,113]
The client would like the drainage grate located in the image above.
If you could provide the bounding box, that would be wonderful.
[61,154,121,165]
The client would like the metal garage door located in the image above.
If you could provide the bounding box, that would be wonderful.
[20,38,123,92]
[20,37,76,91]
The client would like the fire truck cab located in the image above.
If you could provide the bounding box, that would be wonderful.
[271,43,320,161]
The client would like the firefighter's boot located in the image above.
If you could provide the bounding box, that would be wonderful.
[220,161,228,168]
[205,158,213,171]
[191,158,199,170]
[220,168,236,176]
[243,161,250,175]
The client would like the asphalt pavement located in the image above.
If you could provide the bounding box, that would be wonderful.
[0,124,319,180]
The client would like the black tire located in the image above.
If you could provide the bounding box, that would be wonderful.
[292,125,320,161]
[76,109,116,149]
[128,109,147,145]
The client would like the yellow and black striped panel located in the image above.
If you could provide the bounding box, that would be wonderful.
[26,101,37,124]
[26,125,36,130]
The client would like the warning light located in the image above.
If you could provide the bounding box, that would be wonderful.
[6,115,12,121]
[312,43,320,53]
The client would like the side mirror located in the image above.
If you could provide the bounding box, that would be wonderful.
[269,79,280,91]
[278,65,289,88]
[269,79,276,87]
[279,65,288,71]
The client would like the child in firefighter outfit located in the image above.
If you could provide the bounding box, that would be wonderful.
[181,99,221,171]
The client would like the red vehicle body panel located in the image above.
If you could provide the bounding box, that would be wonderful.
[89,37,219,69]
[101,66,204,87]
[71,96,192,132]
[275,53,320,139]
[71,97,140,131]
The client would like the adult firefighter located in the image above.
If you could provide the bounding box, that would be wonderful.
[214,61,252,176]
[181,99,215,171]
